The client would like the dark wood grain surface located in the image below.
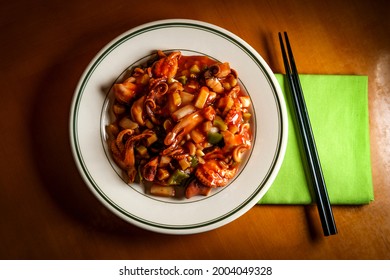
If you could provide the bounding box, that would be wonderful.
[1,0,389,259]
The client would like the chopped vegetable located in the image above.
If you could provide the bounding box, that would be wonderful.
[119,116,139,130]
[178,157,191,170]
[177,75,187,85]
[150,184,175,197]
[167,169,190,185]
[202,121,212,133]
[194,86,209,108]
[172,91,182,106]
[222,82,231,90]
[157,168,170,181]
[113,103,126,115]
[180,91,195,105]
[136,145,149,158]
[190,64,201,73]
[213,115,228,131]
[146,133,158,146]
[222,96,234,116]
[239,96,251,108]
[189,155,198,167]
[243,112,252,122]
[186,141,196,156]
[207,132,223,144]
[171,104,196,121]
[159,155,171,167]
[190,129,205,144]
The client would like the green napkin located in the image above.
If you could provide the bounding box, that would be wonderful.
[259,74,374,205]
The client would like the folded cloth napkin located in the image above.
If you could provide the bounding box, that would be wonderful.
[259,74,374,205]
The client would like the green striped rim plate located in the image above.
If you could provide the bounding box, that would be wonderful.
[69,19,288,234]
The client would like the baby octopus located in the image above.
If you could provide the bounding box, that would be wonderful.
[151,50,181,80]
[195,159,238,188]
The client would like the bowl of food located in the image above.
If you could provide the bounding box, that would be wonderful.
[69,19,288,234]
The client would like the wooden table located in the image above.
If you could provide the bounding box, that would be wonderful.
[1,0,389,260]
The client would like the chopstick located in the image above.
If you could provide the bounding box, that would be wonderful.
[278,32,337,236]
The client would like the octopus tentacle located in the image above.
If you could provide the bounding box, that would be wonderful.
[161,147,185,157]
[152,51,181,79]
[204,62,234,93]
[142,156,159,182]
[209,62,231,78]
[124,140,137,182]
[113,80,137,104]
[204,70,224,93]
[122,130,154,182]
[232,144,250,163]
[131,95,146,126]
[195,159,238,188]
[145,79,169,124]
[164,111,204,147]
[115,129,134,152]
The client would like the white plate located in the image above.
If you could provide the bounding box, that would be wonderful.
[69,19,288,234]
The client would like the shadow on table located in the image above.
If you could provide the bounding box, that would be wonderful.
[28,27,158,238]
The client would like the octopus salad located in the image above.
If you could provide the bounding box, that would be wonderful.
[106,50,253,199]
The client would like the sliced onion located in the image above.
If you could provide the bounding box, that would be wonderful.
[171,104,196,122]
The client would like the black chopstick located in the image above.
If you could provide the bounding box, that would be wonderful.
[278,32,337,236]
